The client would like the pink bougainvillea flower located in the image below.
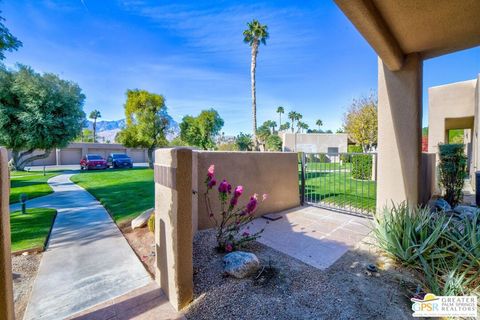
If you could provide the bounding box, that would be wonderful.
[218,179,231,194]
[207,164,215,178]
[225,243,233,252]
[246,194,258,214]
[262,194,268,201]
[230,185,244,207]
[207,177,217,189]
[242,231,250,237]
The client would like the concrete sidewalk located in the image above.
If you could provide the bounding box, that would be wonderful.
[11,174,152,320]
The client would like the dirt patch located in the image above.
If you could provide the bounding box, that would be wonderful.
[186,230,416,320]
[12,253,42,320]
[123,226,155,277]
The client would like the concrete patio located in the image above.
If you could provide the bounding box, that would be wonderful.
[247,206,372,270]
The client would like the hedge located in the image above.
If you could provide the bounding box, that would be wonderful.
[351,154,373,180]
[438,143,467,206]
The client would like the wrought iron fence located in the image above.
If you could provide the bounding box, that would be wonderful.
[299,152,377,216]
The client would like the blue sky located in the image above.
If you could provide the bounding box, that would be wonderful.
[4,0,480,135]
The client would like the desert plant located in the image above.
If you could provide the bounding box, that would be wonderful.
[438,144,467,206]
[373,203,480,297]
[148,213,155,233]
[204,164,266,252]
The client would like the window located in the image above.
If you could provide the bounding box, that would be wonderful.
[327,147,339,155]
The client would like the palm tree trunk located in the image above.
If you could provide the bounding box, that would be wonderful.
[251,40,259,150]
[93,118,97,143]
[279,114,282,127]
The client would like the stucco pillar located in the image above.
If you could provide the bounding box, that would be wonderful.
[0,148,14,320]
[154,148,193,311]
[377,53,423,209]
[55,148,61,166]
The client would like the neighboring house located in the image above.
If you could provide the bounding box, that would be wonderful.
[427,75,480,189]
[7,143,151,166]
[281,132,349,155]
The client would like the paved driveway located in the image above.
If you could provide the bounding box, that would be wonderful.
[11,174,152,320]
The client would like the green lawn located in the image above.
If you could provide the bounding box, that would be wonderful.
[10,171,60,204]
[302,169,376,213]
[71,168,154,224]
[10,208,57,252]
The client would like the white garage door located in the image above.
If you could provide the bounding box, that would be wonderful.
[61,149,82,165]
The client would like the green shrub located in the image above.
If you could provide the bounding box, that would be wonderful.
[438,144,467,206]
[148,213,155,233]
[373,203,480,297]
[341,145,363,163]
[351,154,372,180]
[265,134,282,151]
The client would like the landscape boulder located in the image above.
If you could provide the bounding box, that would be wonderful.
[453,205,479,222]
[433,198,452,212]
[223,251,260,279]
[131,208,154,230]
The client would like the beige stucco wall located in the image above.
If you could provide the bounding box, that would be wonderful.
[192,151,300,230]
[0,148,14,320]
[281,133,348,154]
[377,53,423,209]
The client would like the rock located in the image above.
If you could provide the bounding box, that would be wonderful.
[453,205,479,222]
[433,198,452,212]
[223,251,260,279]
[131,208,154,230]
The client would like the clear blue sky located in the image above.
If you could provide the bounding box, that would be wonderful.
[4,0,480,135]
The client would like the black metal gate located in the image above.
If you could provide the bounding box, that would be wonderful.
[299,152,377,216]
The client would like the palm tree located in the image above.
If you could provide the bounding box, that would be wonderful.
[276,106,284,127]
[89,109,101,143]
[271,121,277,133]
[243,19,269,149]
[295,113,303,132]
[316,119,323,131]
[288,111,296,133]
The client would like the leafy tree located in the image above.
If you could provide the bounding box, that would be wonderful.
[117,89,171,168]
[0,14,22,60]
[217,142,239,151]
[243,19,269,149]
[342,94,378,152]
[265,134,282,151]
[75,128,93,142]
[279,122,290,132]
[236,132,253,151]
[276,106,284,127]
[256,122,272,149]
[0,65,85,170]
[169,136,188,147]
[316,119,323,131]
[325,129,333,133]
[89,109,101,142]
[179,108,224,150]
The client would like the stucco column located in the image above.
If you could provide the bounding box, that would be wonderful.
[154,148,193,311]
[0,148,14,320]
[55,148,61,166]
[377,53,423,209]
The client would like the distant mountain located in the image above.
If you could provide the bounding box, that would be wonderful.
[84,117,179,142]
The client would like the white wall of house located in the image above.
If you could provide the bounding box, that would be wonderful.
[281,133,348,154]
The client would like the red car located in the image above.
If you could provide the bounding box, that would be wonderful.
[80,154,108,170]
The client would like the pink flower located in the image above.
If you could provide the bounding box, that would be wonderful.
[262,194,268,201]
[225,243,233,252]
[207,164,215,179]
[230,185,244,207]
[218,179,231,194]
[246,194,258,214]
[207,177,217,189]
[242,231,250,237]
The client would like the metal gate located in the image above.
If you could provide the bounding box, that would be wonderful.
[299,152,377,216]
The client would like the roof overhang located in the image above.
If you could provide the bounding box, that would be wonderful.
[334,0,480,71]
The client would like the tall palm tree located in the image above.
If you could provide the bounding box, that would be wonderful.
[288,111,296,133]
[89,109,101,143]
[243,19,269,149]
[270,121,277,134]
[276,106,284,127]
[316,119,323,131]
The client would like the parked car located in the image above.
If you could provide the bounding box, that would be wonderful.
[80,154,108,170]
[107,153,133,169]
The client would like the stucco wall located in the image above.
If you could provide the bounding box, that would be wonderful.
[193,151,300,230]
[6,143,149,166]
[281,133,348,154]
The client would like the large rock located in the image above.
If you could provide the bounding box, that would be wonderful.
[453,205,479,222]
[433,198,452,212]
[131,208,154,230]
[223,251,260,279]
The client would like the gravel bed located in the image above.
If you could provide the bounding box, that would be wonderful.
[186,229,415,320]
[12,253,42,320]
